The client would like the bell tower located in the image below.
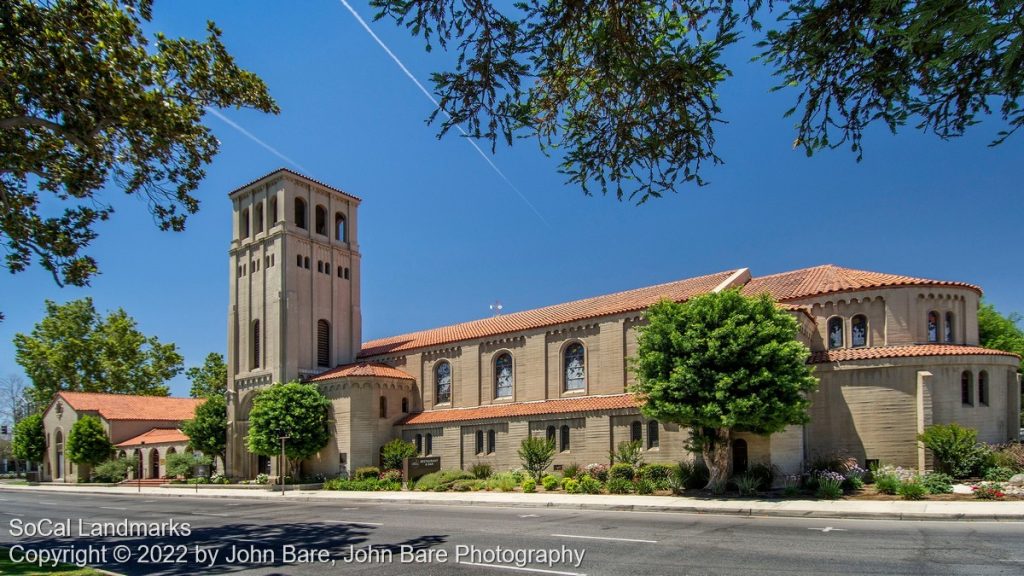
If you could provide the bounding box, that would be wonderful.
[225,169,361,478]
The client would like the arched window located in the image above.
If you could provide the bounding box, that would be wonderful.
[564,342,586,391]
[317,320,330,367]
[927,311,939,343]
[487,429,496,454]
[494,353,513,398]
[560,425,570,452]
[294,198,307,229]
[269,196,278,224]
[961,371,973,405]
[251,320,261,369]
[304,256,310,269]
[546,425,556,444]
[254,202,264,234]
[945,312,955,343]
[401,398,409,413]
[425,433,433,455]
[647,421,660,449]
[336,213,347,242]
[475,430,484,455]
[240,208,250,238]
[317,260,323,273]
[435,361,452,404]
[379,397,388,419]
[315,205,327,235]
[415,434,423,455]
[630,420,642,443]
[978,371,989,406]
[828,317,844,349]
[344,267,350,279]
[851,315,867,348]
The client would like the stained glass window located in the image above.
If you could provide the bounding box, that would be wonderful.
[564,343,585,391]
[927,311,939,342]
[945,312,954,343]
[435,361,452,404]
[828,317,844,349]
[851,315,867,348]
[495,353,513,398]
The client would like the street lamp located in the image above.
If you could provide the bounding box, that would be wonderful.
[276,430,289,496]
[138,441,145,494]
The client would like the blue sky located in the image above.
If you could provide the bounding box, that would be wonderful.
[1,1,1021,398]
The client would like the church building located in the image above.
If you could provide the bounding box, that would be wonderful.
[225,169,1021,480]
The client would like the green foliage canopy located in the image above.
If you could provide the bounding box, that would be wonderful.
[186,353,228,398]
[0,0,277,300]
[917,423,990,479]
[181,393,226,465]
[380,438,417,470]
[11,413,45,463]
[14,298,182,405]
[518,436,555,482]
[66,415,112,467]
[246,381,331,462]
[165,451,212,479]
[978,302,1024,362]
[372,0,1023,203]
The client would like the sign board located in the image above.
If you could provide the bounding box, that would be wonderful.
[402,456,440,481]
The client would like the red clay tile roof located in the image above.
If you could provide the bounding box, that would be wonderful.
[115,428,189,448]
[743,264,981,302]
[360,269,739,357]
[399,394,640,426]
[810,345,1020,364]
[227,167,361,201]
[53,392,204,422]
[308,362,415,382]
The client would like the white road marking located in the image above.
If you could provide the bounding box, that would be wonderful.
[341,507,359,511]
[325,520,383,526]
[460,561,586,576]
[192,512,229,517]
[226,503,242,506]
[519,514,540,518]
[38,501,57,505]
[807,527,847,533]
[1,512,16,515]
[550,533,657,544]
[99,507,127,511]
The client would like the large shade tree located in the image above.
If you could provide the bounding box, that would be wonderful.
[0,0,277,318]
[371,0,1024,202]
[11,413,46,470]
[186,353,228,398]
[181,394,226,470]
[247,382,331,478]
[14,298,183,405]
[65,415,113,470]
[632,291,819,489]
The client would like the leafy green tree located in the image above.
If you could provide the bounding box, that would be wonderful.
[181,394,226,468]
[14,298,182,405]
[165,452,212,480]
[978,302,1024,424]
[380,438,417,470]
[11,413,45,466]
[0,0,277,307]
[632,291,819,489]
[186,353,228,398]
[917,424,989,479]
[518,436,555,482]
[247,382,331,476]
[372,0,1023,202]
[66,415,113,470]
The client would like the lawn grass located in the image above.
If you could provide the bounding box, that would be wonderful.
[0,548,108,575]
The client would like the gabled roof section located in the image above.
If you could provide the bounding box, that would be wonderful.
[307,362,415,382]
[399,394,641,426]
[115,428,189,448]
[743,264,981,302]
[810,345,1019,364]
[359,269,740,357]
[227,168,361,202]
[52,392,204,422]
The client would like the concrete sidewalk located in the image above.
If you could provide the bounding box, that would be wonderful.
[3,483,1023,521]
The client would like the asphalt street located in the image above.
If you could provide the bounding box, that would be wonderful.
[0,489,1021,575]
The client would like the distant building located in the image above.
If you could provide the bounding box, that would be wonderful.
[39,391,202,482]
[218,169,1019,479]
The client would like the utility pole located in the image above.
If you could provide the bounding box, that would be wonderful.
[277,430,289,496]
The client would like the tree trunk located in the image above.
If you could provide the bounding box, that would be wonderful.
[701,427,733,491]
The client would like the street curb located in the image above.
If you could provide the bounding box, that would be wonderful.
[4,486,1022,522]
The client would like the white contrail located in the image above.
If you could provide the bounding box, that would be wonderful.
[205,107,309,173]
[337,0,550,227]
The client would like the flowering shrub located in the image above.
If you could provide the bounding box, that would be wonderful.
[875,465,917,482]
[972,483,1006,500]
[782,474,801,497]
[585,463,609,482]
[254,473,270,485]
[379,469,402,482]
[815,471,845,499]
